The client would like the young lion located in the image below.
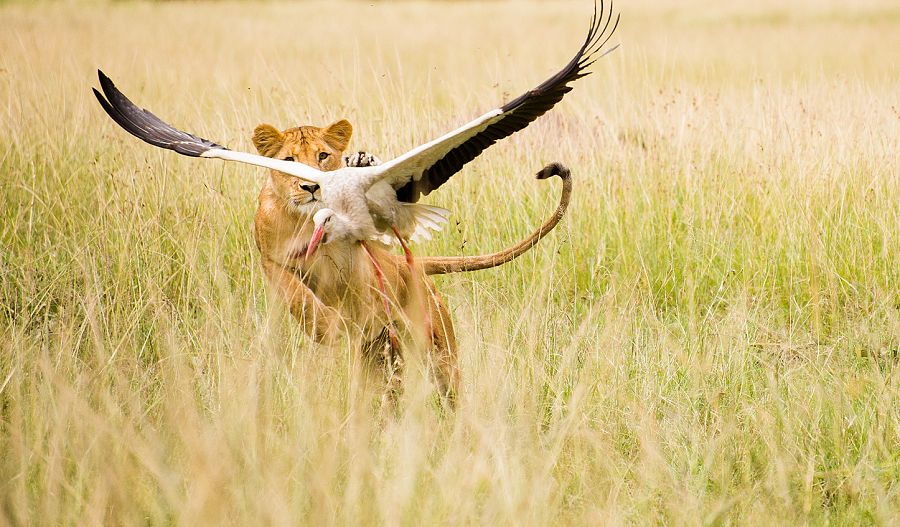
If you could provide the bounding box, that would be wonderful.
[251,119,571,398]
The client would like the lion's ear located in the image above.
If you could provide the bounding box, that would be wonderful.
[252,124,284,157]
[323,119,353,152]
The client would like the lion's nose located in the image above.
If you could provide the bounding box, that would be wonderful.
[300,184,320,194]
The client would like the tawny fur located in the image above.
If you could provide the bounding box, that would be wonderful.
[251,120,570,398]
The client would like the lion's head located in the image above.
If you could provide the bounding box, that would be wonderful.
[251,120,352,212]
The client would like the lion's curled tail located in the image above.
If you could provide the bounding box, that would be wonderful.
[420,162,572,276]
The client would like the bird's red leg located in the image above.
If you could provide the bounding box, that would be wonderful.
[360,241,400,349]
[390,227,433,345]
[391,226,416,269]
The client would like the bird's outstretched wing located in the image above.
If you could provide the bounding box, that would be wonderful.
[377,0,619,203]
[93,70,325,183]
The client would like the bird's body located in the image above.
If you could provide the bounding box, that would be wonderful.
[318,167,450,245]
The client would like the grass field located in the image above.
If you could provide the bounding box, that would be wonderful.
[1,0,898,524]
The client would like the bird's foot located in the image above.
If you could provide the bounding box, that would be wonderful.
[391,226,416,269]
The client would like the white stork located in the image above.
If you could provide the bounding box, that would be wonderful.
[93,1,618,324]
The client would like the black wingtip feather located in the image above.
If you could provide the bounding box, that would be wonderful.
[397,0,618,202]
[93,69,227,158]
[498,0,618,114]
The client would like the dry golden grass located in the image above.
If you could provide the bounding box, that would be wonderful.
[1,0,898,524]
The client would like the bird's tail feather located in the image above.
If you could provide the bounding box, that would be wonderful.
[405,203,450,243]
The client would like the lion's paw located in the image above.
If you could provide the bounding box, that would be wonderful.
[344,151,382,167]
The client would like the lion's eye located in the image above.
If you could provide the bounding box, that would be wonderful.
[318,152,330,162]
[283,156,295,162]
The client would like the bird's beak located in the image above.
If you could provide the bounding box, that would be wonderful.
[305,225,325,260]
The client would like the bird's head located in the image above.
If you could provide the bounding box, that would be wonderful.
[305,208,355,259]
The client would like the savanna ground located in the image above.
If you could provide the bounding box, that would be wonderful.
[1,0,898,524]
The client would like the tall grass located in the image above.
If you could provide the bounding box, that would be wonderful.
[1,0,898,524]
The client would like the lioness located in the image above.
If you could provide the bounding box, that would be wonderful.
[251,119,571,398]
